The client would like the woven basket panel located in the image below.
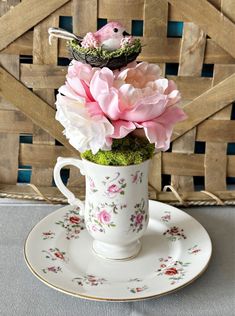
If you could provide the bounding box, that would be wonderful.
[0,0,235,206]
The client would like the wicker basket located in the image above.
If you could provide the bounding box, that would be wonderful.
[1,0,235,206]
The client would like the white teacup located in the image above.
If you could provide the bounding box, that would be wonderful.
[54,157,150,260]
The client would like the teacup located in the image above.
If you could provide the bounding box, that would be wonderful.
[54,157,150,260]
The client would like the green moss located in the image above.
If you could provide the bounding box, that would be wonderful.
[69,38,142,59]
[81,136,155,166]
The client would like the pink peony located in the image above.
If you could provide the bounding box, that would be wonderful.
[89,62,187,151]
[56,60,187,153]
[97,210,111,224]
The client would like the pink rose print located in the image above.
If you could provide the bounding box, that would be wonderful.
[131,171,143,184]
[73,274,107,287]
[161,211,171,223]
[42,231,55,240]
[97,210,111,224]
[108,184,121,193]
[163,226,187,241]
[129,199,147,233]
[86,202,126,233]
[89,177,98,193]
[42,266,62,274]
[136,214,144,224]
[69,215,80,224]
[188,245,201,255]
[103,173,127,197]
[54,251,65,260]
[128,285,148,294]
[42,248,69,264]
[164,267,178,276]
[156,256,190,285]
[55,209,85,240]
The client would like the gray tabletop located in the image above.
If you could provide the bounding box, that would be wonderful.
[0,199,234,316]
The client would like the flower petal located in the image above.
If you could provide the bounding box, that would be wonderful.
[55,94,114,154]
[112,120,136,138]
[137,106,187,151]
[90,67,114,100]
[96,88,121,120]
[121,93,167,122]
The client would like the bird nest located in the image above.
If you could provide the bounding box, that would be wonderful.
[68,39,142,70]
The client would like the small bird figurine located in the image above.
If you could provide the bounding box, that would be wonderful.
[48,22,131,51]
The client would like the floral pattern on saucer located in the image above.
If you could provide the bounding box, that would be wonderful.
[24,202,212,301]
[42,247,69,263]
[42,231,55,240]
[163,226,187,241]
[188,245,201,255]
[156,256,190,285]
[128,285,148,294]
[160,211,171,223]
[128,278,143,282]
[72,274,107,287]
[42,266,62,274]
[55,208,85,240]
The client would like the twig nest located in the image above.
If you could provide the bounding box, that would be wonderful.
[68,39,142,70]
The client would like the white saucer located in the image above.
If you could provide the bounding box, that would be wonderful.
[24,200,212,301]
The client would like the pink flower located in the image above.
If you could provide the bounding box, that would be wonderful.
[97,210,111,224]
[107,184,121,193]
[90,62,187,151]
[54,252,64,260]
[69,216,80,224]
[89,178,95,188]
[164,267,178,276]
[91,225,98,232]
[48,267,57,272]
[136,214,144,224]
[56,60,186,153]
[160,264,167,268]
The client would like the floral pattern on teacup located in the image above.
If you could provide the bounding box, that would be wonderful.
[129,198,148,233]
[163,226,187,241]
[102,172,127,198]
[55,208,85,240]
[131,171,143,184]
[72,274,107,287]
[86,202,127,233]
[156,256,190,285]
[88,176,98,193]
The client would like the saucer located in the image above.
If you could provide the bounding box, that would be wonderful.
[24,200,212,301]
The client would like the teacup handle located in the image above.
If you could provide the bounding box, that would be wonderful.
[54,157,85,215]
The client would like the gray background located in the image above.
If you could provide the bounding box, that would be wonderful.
[0,199,234,316]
